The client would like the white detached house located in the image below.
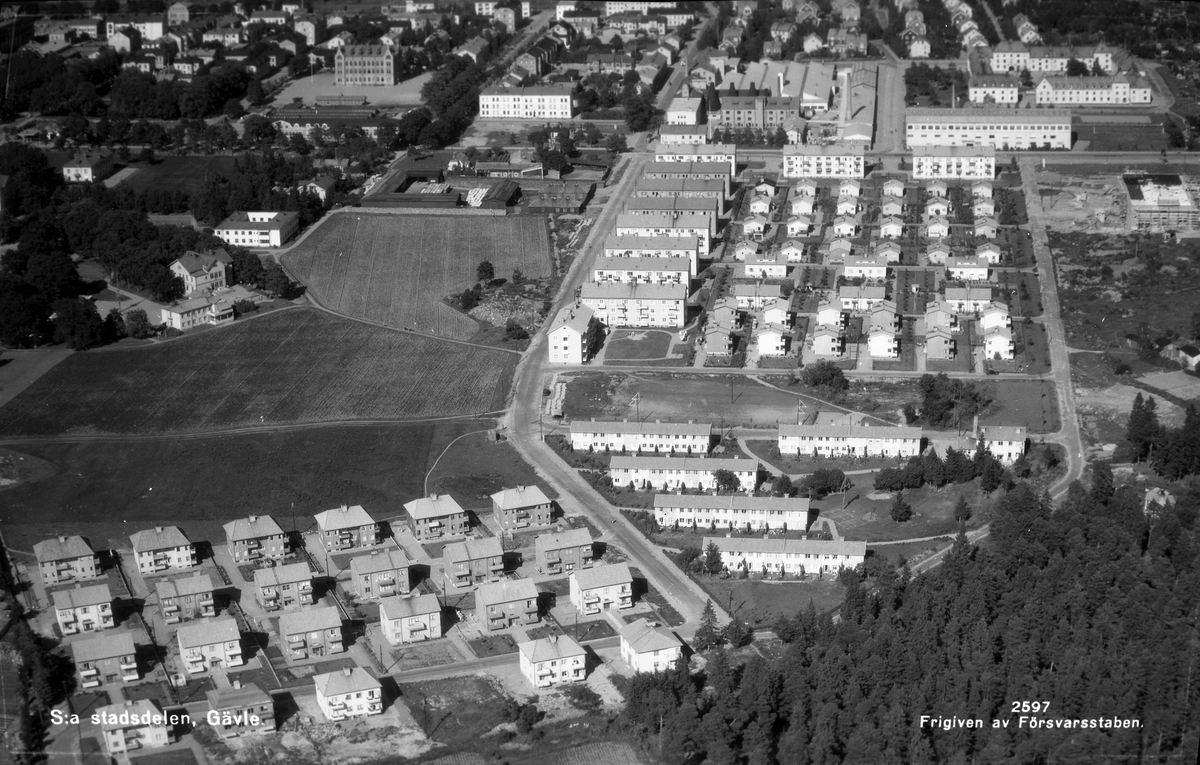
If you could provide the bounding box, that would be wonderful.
[518,634,587,688]
[620,619,684,673]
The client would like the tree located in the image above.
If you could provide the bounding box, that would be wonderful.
[724,620,753,648]
[138,146,155,164]
[1125,392,1162,462]
[511,268,523,285]
[504,319,529,340]
[603,132,629,153]
[1192,310,1200,340]
[1065,58,1089,76]
[889,490,913,522]
[516,702,539,734]
[101,307,126,344]
[541,149,570,173]
[125,307,154,339]
[703,542,724,575]
[459,288,479,311]
[51,298,104,350]
[262,265,302,299]
[954,494,972,522]
[773,474,794,497]
[1019,68,1033,87]
[693,600,724,650]
[980,456,1006,494]
[714,469,741,494]
[800,360,848,394]
[477,260,495,282]
[1090,461,1114,504]
[801,468,847,499]
[624,93,662,132]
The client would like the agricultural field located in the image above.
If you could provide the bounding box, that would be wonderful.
[0,308,514,437]
[284,214,552,341]
[117,155,240,196]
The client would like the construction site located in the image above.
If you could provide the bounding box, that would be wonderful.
[1035,168,1200,234]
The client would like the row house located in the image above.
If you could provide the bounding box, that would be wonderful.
[945,285,995,313]
[730,282,784,311]
[350,549,411,599]
[569,419,711,455]
[315,667,382,721]
[445,537,504,588]
[708,536,867,576]
[491,485,554,531]
[205,683,276,738]
[580,282,687,328]
[925,298,959,333]
[404,494,470,541]
[315,504,380,551]
[547,303,598,365]
[476,579,540,631]
[73,631,138,688]
[54,583,115,636]
[777,422,923,458]
[633,178,726,206]
[156,573,216,624]
[619,619,684,673]
[609,455,759,492]
[569,562,633,615]
[838,284,887,311]
[381,593,444,645]
[35,535,100,586]
[131,526,196,576]
[254,562,313,612]
[98,699,171,754]
[534,528,594,575]
[177,616,243,675]
[223,514,288,564]
[519,634,587,688]
[653,494,810,531]
[279,606,344,660]
[947,255,990,282]
[844,253,888,280]
[925,325,957,360]
[593,256,691,286]
[643,160,731,190]
[603,233,700,273]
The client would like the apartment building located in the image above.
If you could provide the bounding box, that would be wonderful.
[911,145,996,180]
[381,593,444,645]
[633,178,727,205]
[706,536,867,576]
[315,504,380,551]
[223,514,289,563]
[253,562,313,612]
[130,526,196,575]
[62,151,114,183]
[548,303,599,365]
[580,282,687,328]
[168,250,230,296]
[53,583,115,636]
[478,84,575,119]
[279,606,344,660]
[659,124,709,144]
[987,41,1115,74]
[403,494,470,541]
[777,422,923,458]
[569,419,711,454]
[652,495,810,531]
[334,45,396,86]
[444,537,504,588]
[620,619,684,673]
[905,107,1072,150]
[613,211,713,255]
[782,144,867,179]
[491,485,554,531]
[97,699,172,754]
[593,256,691,285]
[944,285,995,312]
[314,667,383,721]
[1034,74,1152,105]
[35,535,100,586]
[73,632,139,688]
[177,617,243,675]
[653,142,737,175]
[534,528,594,575]
[476,579,540,631]
[609,455,758,492]
[156,573,216,624]
[214,211,301,248]
[205,683,276,737]
[603,234,700,272]
[519,634,587,688]
[643,161,731,190]
[569,562,633,615]
[350,549,411,600]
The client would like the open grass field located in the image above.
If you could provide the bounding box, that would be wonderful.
[284,214,552,341]
[0,308,513,436]
[980,379,1060,433]
[697,577,846,625]
[425,430,556,510]
[603,329,675,360]
[118,155,240,196]
[0,422,517,554]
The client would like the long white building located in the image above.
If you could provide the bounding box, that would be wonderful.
[613,211,713,256]
[569,419,711,454]
[1033,74,1151,105]
[911,145,996,180]
[704,536,866,576]
[603,234,700,273]
[778,422,922,458]
[653,495,810,531]
[905,107,1072,150]
[478,85,575,119]
[593,256,691,285]
[579,282,686,327]
[609,455,758,491]
[654,142,737,176]
[782,144,866,179]
[987,41,1116,74]
[548,303,598,365]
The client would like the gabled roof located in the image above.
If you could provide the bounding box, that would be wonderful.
[491,485,551,510]
[569,419,711,437]
[279,605,341,636]
[704,535,866,557]
[223,515,285,543]
[535,527,593,552]
[980,425,1026,442]
[51,583,112,610]
[620,618,683,654]
[156,572,214,599]
[349,548,410,576]
[73,631,136,662]
[572,562,632,591]
[33,535,94,562]
[314,667,380,698]
[130,526,191,552]
[520,634,585,663]
[381,592,442,621]
[476,578,539,608]
[315,504,376,531]
[206,683,272,711]
[444,537,503,565]
[253,562,311,588]
[177,616,239,648]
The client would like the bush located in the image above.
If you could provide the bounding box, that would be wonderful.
[561,684,603,711]
[801,360,849,394]
[800,468,847,499]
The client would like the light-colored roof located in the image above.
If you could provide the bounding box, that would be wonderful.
[491,485,552,510]
[349,548,410,576]
[620,618,683,654]
[519,634,585,663]
[980,425,1026,442]
[215,211,300,231]
[476,578,539,608]
[580,282,688,301]
[73,631,136,662]
[609,455,757,472]
[314,667,381,698]
[223,515,285,543]
[444,537,503,565]
[403,494,467,521]
[603,234,700,252]
[703,535,867,558]
[155,572,214,599]
[52,583,112,610]
[572,562,633,591]
[570,419,711,437]
[549,304,595,335]
[130,526,191,552]
[97,700,163,732]
[33,535,94,562]
[906,107,1072,124]
[778,423,923,440]
[279,605,341,636]
[381,592,442,621]
[206,683,272,711]
[654,494,810,512]
[913,144,996,158]
[315,504,376,531]
[253,562,311,588]
[177,616,240,648]
[535,527,593,553]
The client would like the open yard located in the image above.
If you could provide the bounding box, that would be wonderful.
[284,214,552,341]
[117,155,239,197]
[396,675,512,745]
[0,308,514,436]
[697,577,846,626]
[979,379,1060,433]
[603,329,675,361]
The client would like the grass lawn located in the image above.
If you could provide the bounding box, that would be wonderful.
[817,472,986,542]
[129,750,200,765]
[425,430,557,510]
[0,308,514,437]
[603,329,676,360]
[467,633,519,658]
[226,665,281,692]
[697,577,847,625]
[284,214,552,341]
[868,537,955,566]
[119,155,239,197]
[980,379,1060,434]
[743,439,909,476]
[0,422,500,553]
[397,676,511,744]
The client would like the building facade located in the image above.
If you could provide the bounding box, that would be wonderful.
[177,617,243,675]
[569,419,711,454]
[580,282,687,328]
[254,562,314,612]
[53,583,115,635]
[476,579,540,631]
[350,549,411,599]
[278,606,344,660]
[314,668,382,721]
[777,422,922,458]
[130,526,196,575]
[491,485,554,531]
[444,537,504,588]
[478,85,575,119]
[404,494,470,541]
[782,144,867,178]
[223,515,288,563]
[911,145,996,179]
[652,495,810,531]
[705,536,867,576]
[214,211,300,248]
[335,45,396,86]
[74,632,139,688]
[35,535,100,586]
[620,618,683,673]
[314,505,380,551]
[519,635,586,688]
[569,562,633,615]
[905,107,1072,150]
[381,593,443,644]
[609,455,758,492]
[533,528,594,574]
[156,573,216,624]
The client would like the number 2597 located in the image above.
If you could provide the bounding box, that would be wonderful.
[1011,701,1050,714]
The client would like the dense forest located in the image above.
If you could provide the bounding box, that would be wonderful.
[621,480,1199,764]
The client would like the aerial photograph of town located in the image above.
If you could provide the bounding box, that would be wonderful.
[0,0,1196,762]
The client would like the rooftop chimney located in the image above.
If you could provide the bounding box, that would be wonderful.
[340,504,349,513]
[431,493,439,501]
[249,515,258,523]
[343,667,353,677]
[59,535,68,543]
[155,526,164,533]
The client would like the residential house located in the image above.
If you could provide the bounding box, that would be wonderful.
[223,515,288,564]
[743,214,769,240]
[98,699,171,754]
[569,562,633,615]
[925,325,956,359]
[109,27,141,53]
[879,217,904,238]
[278,606,344,660]
[620,619,683,673]
[832,216,857,237]
[944,285,995,313]
[881,198,904,217]
[781,239,807,262]
[53,583,115,636]
[971,181,993,199]
[975,217,998,238]
[403,494,470,541]
[62,151,114,183]
[926,241,952,264]
[810,324,845,357]
[748,194,772,216]
[476,579,540,631]
[740,250,788,279]
[547,303,598,365]
[533,528,594,575]
[839,284,887,311]
[519,634,586,688]
[303,176,337,203]
[609,455,758,493]
[926,180,949,197]
[946,255,990,282]
[73,632,139,688]
[925,217,950,239]
[882,178,906,197]
[381,593,444,645]
[908,35,931,58]
[979,425,1027,464]
[731,282,784,311]
[984,326,1015,360]
[169,250,230,296]
[253,562,313,612]
[315,504,380,551]
[836,196,858,216]
[973,198,995,217]
[868,326,899,358]
[156,573,216,624]
[130,526,196,575]
[177,616,243,675]
[35,535,100,586]
[876,241,903,262]
[205,683,276,737]
[924,196,950,217]
[755,324,790,356]
[314,668,383,721]
[844,253,887,280]
[709,536,867,576]
[816,299,843,327]
[924,298,957,332]
[761,296,792,326]
[976,242,1002,263]
[444,537,504,588]
[350,549,411,600]
[492,486,554,531]
[778,421,923,458]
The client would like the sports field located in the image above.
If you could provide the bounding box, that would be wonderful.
[0,308,515,436]
[283,214,553,340]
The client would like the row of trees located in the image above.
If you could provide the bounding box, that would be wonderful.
[1125,392,1200,479]
[873,446,1011,495]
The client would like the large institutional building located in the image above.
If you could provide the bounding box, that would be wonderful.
[478,85,575,119]
[905,107,1072,150]
[334,45,397,86]
[1123,174,1200,233]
